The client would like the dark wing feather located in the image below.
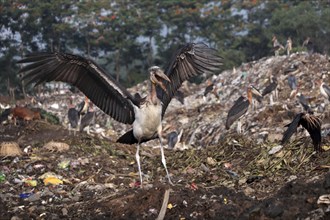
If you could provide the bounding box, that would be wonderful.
[300,114,322,152]
[117,129,138,144]
[262,82,277,96]
[18,52,137,124]
[116,129,158,144]
[225,96,249,129]
[156,43,223,117]
[175,90,185,104]
[281,113,304,145]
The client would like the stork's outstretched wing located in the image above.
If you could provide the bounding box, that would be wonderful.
[156,43,223,117]
[299,114,322,151]
[281,113,304,145]
[281,113,322,151]
[18,52,137,124]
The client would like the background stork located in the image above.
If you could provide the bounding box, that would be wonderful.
[226,86,257,133]
[262,77,278,106]
[68,98,79,135]
[18,43,223,186]
[203,79,220,102]
[272,35,284,56]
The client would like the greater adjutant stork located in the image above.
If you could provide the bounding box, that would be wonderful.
[272,35,284,56]
[68,98,79,135]
[226,85,261,133]
[262,77,278,106]
[17,43,222,186]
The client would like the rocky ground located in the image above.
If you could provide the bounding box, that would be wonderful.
[1,52,330,219]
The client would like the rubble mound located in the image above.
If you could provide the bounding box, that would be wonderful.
[0,52,329,219]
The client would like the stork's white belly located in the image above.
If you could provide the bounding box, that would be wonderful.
[133,103,162,140]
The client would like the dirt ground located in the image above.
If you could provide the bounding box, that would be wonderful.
[0,120,329,220]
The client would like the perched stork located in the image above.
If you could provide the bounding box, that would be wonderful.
[226,86,253,133]
[272,35,284,56]
[285,37,292,56]
[288,75,298,98]
[68,99,79,135]
[262,77,278,106]
[281,112,322,152]
[18,43,222,186]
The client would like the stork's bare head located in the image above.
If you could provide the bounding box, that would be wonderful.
[149,66,171,94]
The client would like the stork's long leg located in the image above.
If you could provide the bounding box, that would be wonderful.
[135,143,143,186]
[78,114,82,133]
[159,137,174,185]
[274,89,278,101]
[237,120,242,134]
[270,94,274,106]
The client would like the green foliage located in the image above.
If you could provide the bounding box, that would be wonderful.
[0,0,329,95]
[40,109,60,125]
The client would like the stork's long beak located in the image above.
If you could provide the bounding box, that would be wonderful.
[151,68,171,95]
[249,85,262,98]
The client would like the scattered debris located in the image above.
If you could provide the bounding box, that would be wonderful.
[156,188,172,220]
[43,141,69,152]
[0,142,23,157]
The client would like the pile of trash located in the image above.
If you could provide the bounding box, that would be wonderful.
[1,52,330,149]
[129,52,330,149]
